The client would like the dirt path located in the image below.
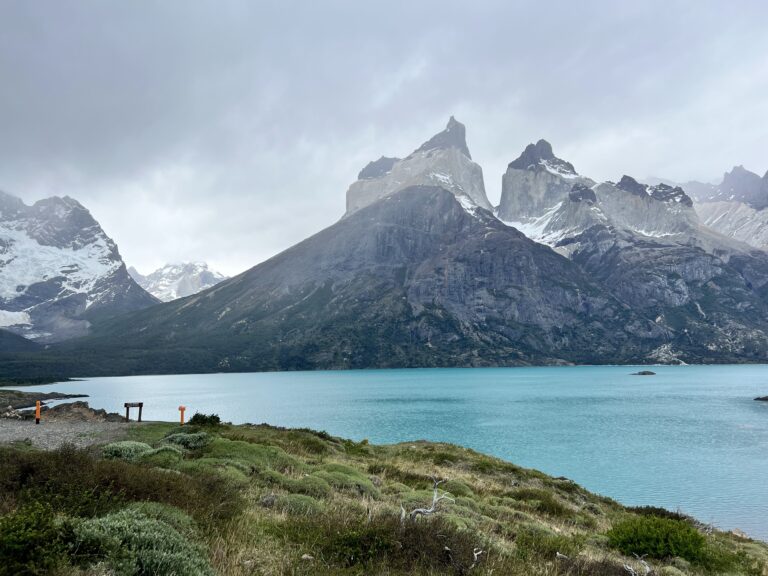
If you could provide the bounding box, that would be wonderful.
[0,418,131,449]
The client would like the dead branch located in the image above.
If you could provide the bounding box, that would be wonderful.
[402,476,455,521]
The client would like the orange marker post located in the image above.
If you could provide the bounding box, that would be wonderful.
[179,405,186,426]
[35,400,41,425]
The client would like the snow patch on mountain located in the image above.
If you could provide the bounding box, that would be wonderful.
[0,310,31,328]
[0,225,120,304]
[0,190,156,343]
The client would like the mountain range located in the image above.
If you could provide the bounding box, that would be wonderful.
[2,119,768,378]
[657,167,768,253]
[128,263,228,302]
[0,190,157,344]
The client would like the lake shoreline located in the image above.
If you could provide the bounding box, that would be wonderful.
[1,414,767,575]
[6,365,768,541]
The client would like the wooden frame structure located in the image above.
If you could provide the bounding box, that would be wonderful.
[124,402,144,422]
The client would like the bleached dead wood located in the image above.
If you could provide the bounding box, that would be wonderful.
[401,476,455,521]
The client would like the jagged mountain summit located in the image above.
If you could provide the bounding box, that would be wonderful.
[0,190,157,343]
[346,117,492,215]
[671,166,768,252]
[129,262,228,302]
[685,166,768,208]
[496,142,768,362]
[496,139,594,224]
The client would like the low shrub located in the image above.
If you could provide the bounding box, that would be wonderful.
[0,445,241,523]
[102,441,153,461]
[274,494,324,516]
[163,431,211,450]
[176,457,252,483]
[0,502,70,575]
[627,505,691,523]
[321,513,485,573]
[122,502,197,537]
[514,525,583,560]
[203,438,304,472]
[442,479,473,497]
[188,413,221,427]
[607,515,706,562]
[138,445,184,466]
[73,508,213,575]
[314,463,380,498]
[257,469,332,499]
[510,487,570,517]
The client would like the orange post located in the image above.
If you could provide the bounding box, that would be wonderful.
[179,405,186,425]
[35,400,41,425]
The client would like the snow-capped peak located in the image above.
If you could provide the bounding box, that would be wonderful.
[129,261,228,302]
[0,190,155,342]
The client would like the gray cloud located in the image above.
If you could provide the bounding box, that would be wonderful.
[1,0,767,275]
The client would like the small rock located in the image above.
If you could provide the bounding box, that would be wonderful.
[301,554,314,561]
[631,370,656,376]
[754,396,768,402]
[369,475,382,487]
[259,493,277,508]
[1,406,23,420]
[730,528,750,539]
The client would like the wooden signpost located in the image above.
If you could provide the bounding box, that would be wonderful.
[179,405,186,425]
[124,402,144,422]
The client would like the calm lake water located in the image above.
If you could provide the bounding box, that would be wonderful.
[10,365,768,539]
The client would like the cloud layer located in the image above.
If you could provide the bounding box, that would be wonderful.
[1,0,767,275]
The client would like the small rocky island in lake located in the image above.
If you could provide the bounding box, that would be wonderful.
[755,396,768,402]
[631,370,656,376]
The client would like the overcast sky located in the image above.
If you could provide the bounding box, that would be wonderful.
[1,1,767,276]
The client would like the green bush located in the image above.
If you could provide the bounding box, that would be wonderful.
[138,445,184,466]
[0,445,241,523]
[102,441,153,461]
[188,413,221,427]
[627,505,691,523]
[203,437,304,472]
[73,508,213,575]
[320,513,485,572]
[0,502,69,575]
[258,469,332,498]
[274,494,324,516]
[514,525,583,561]
[163,431,211,450]
[314,463,380,498]
[510,487,570,517]
[607,516,706,562]
[122,502,197,537]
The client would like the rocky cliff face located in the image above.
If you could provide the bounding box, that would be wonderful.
[696,201,768,252]
[497,145,768,362]
[675,166,768,252]
[0,190,157,343]
[129,262,228,302]
[56,185,664,374]
[497,139,595,224]
[345,117,492,214]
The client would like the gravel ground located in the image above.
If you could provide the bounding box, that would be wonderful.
[0,418,131,449]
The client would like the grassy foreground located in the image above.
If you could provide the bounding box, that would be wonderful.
[1,418,766,576]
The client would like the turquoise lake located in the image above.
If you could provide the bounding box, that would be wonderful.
[15,365,768,539]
